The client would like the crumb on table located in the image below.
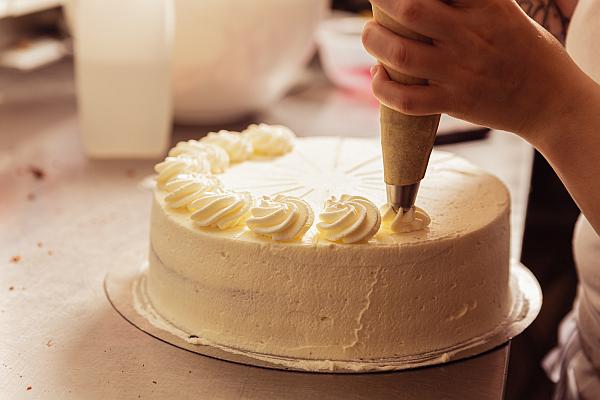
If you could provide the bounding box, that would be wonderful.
[10,255,21,263]
[28,166,45,180]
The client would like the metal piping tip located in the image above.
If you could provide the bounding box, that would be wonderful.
[386,183,420,212]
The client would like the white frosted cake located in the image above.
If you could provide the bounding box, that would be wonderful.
[147,125,511,362]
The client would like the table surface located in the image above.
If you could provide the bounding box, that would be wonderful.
[0,60,533,399]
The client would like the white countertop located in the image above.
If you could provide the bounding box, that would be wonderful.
[0,60,533,399]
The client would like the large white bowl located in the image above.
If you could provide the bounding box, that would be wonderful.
[172,0,329,124]
[65,0,329,125]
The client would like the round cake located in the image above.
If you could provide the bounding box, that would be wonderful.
[147,129,511,362]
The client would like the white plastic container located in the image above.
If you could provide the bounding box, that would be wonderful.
[71,0,173,159]
[317,16,375,95]
[171,0,328,124]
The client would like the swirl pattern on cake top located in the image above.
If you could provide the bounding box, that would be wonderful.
[154,156,211,188]
[381,205,431,233]
[189,191,253,230]
[246,195,314,241]
[201,130,254,163]
[164,173,223,209]
[242,123,295,156]
[169,141,230,173]
[316,195,381,243]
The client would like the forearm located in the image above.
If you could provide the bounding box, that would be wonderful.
[532,75,600,235]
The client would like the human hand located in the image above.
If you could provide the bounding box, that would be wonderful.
[362,0,588,144]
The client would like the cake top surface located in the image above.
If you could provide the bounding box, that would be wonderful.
[154,135,509,246]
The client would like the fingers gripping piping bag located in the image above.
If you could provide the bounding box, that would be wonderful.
[371,5,441,212]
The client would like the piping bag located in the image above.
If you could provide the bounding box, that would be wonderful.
[372,6,441,212]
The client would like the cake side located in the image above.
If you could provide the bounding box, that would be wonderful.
[147,196,510,360]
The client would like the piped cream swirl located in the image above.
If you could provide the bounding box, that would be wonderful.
[201,130,253,163]
[189,191,253,229]
[317,195,381,244]
[154,156,211,188]
[164,173,223,209]
[381,205,431,233]
[242,123,295,156]
[247,195,314,241]
[169,141,230,173]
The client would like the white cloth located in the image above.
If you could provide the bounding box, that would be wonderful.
[544,216,600,400]
[574,216,600,398]
[542,2,600,398]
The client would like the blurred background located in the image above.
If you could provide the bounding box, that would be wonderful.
[0,1,579,398]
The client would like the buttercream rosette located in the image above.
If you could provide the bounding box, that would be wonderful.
[169,140,230,173]
[154,156,211,188]
[380,205,431,233]
[242,123,295,156]
[201,130,253,163]
[246,195,314,241]
[189,190,253,230]
[316,195,381,243]
[164,173,224,209]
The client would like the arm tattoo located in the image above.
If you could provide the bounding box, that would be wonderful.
[517,0,571,42]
